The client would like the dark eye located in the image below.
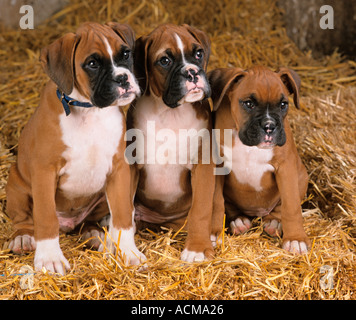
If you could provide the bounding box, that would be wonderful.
[123,50,131,60]
[194,49,204,60]
[158,56,172,67]
[87,60,99,69]
[242,100,255,110]
[280,101,288,110]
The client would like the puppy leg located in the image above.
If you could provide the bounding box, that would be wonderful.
[275,162,310,254]
[100,160,146,266]
[181,163,215,262]
[6,165,36,254]
[31,169,70,275]
[211,174,225,247]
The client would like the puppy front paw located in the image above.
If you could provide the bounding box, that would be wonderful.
[99,226,147,268]
[181,244,214,262]
[34,238,70,275]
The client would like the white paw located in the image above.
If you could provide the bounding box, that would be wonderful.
[181,249,206,262]
[34,237,70,275]
[282,240,308,255]
[99,226,147,267]
[210,234,222,248]
[230,217,252,234]
[119,243,147,267]
[8,234,36,254]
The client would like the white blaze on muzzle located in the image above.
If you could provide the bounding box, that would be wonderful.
[103,37,140,104]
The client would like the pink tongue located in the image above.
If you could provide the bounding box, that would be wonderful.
[265,135,273,142]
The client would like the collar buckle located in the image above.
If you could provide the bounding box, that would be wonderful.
[56,88,93,116]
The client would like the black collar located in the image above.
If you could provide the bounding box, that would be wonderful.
[56,88,93,116]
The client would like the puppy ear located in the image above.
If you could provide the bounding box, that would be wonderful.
[134,35,152,95]
[182,24,211,70]
[277,67,301,109]
[106,22,135,49]
[40,33,80,95]
[208,68,246,111]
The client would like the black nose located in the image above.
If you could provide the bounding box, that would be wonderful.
[262,119,276,134]
[115,73,129,88]
[185,68,198,83]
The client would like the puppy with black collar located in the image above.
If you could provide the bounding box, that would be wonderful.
[6,22,146,274]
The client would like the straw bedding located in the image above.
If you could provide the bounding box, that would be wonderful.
[0,0,355,300]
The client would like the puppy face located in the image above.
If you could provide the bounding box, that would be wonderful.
[233,68,291,148]
[135,24,211,108]
[41,22,140,108]
[210,66,301,148]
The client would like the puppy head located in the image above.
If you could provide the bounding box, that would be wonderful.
[209,66,300,148]
[135,23,211,108]
[40,22,140,109]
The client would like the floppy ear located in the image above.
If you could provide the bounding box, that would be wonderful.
[182,24,211,70]
[134,35,152,95]
[277,67,301,109]
[40,33,80,95]
[106,22,135,49]
[208,68,246,111]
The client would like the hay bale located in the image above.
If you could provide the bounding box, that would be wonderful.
[0,0,355,300]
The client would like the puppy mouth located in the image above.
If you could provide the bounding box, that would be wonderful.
[183,87,205,103]
[114,87,138,106]
[119,90,135,99]
[257,134,275,149]
[188,86,204,94]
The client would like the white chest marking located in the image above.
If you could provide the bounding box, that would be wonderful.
[224,134,274,191]
[59,107,123,199]
[133,94,208,203]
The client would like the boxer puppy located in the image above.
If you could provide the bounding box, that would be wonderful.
[210,66,311,254]
[127,24,215,262]
[6,22,146,275]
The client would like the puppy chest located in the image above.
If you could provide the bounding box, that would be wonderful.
[225,136,275,192]
[141,165,188,204]
[58,108,123,198]
[134,100,209,166]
